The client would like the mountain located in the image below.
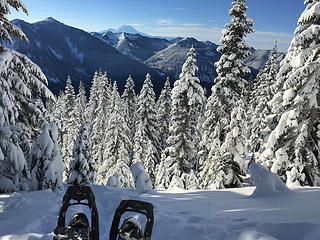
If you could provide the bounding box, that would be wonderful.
[91,30,285,87]
[99,25,141,35]
[91,31,173,62]
[145,39,285,84]
[145,37,220,84]
[7,18,285,96]
[245,48,285,76]
[98,24,177,41]
[6,18,165,95]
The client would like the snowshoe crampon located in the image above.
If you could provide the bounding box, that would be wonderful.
[109,200,154,240]
[53,185,99,240]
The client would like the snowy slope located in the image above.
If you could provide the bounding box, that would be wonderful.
[6,18,164,95]
[145,37,220,83]
[245,48,285,76]
[91,31,172,62]
[1,186,320,240]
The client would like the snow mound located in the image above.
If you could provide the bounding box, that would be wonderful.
[2,192,27,210]
[130,162,152,194]
[169,175,184,190]
[249,163,292,197]
[238,230,278,240]
[106,174,120,187]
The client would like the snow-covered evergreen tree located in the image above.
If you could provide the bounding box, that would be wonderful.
[156,46,204,189]
[0,122,30,192]
[0,0,28,50]
[0,0,55,191]
[98,82,133,187]
[74,81,87,128]
[60,76,77,181]
[144,140,157,184]
[86,72,100,125]
[68,124,96,185]
[30,123,63,190]
[122,75,137,161]
[199,0,254,189]
[156,77,171,151]
[248,43,279,155]
[91,72,111,168]
[259,0,320,186]
[133,73,160,175]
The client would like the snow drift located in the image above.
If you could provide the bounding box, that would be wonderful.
[249,163,292,197]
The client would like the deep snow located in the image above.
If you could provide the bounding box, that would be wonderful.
[1,185,320,240]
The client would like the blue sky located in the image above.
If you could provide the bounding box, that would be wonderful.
[9,0,306,52]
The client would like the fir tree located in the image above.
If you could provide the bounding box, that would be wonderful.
[122,75,137,161]
[98,82,133,187]
[0,122,30,192]
[133,73,160,175]
[74,81,87,128]
[86,72,100,125]
[61,76,77,181]
[0,0,54,191]
[0,0,28,51]
[156,77,171,151]
[199,0,254,189]
[259,0,320,186]
[156,46,204,189]
[68,124,96,185]
[248,43,279,155]
[91,72,111,167]
[30,123,63,190]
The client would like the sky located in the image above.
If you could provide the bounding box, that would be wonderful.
[9,0,306,52]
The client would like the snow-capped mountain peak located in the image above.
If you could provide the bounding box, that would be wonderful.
[99,25,140,35]
[44,17,59,22]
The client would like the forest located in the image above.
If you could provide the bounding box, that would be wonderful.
[0,0,319,193]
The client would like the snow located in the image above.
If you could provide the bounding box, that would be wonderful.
[249,163,292,198]
[298,2,320,24]
[106,174,120,187]
[1,185,320,239]
[48,46,63,60]
[65,37,84,63]
[130,162,152,194]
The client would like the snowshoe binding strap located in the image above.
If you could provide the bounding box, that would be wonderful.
[53,185,99,240]
[109,200,154,240]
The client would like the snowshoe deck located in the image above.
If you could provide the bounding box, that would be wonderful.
[109,200,154,240]
[53,185,99,240]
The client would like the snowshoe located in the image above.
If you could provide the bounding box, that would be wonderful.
[109,200,154,240]
[53,185,99,240]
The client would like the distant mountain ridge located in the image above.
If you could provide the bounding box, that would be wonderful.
[91,30,285,85]
[7,18,285,96]
[7,18,165,95]
[99,25,141,35]
[98,24,180,41]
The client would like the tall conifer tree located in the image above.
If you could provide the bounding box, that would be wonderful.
[259,0,320,186]
[156,46,204,189]
[199,0,254,189]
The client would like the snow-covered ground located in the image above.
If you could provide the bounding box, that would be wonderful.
[1,185,320,240]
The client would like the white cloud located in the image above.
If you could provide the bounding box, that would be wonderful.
[157,19,174,25]
[182,23,202,27]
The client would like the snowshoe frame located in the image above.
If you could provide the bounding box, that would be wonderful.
[54,185,99,240]
[109,199,154,240]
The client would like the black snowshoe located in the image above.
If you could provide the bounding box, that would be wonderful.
[53,185,99,240]
[53,186,154,240]
[109,200,154,240]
